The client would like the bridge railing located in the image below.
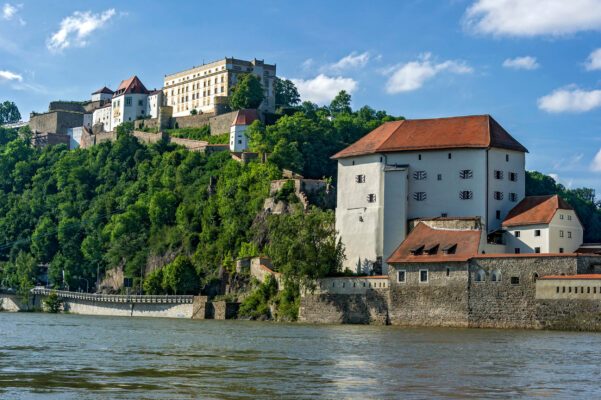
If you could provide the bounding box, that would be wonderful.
[31,288,194,304]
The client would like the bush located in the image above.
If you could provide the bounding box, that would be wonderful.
[190,109,198,115]
[275,180,298,203]
[238,274,278,319]
[43,292,63,313]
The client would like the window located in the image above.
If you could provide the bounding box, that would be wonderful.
[568,231,572,238]
[413,192,427,201]
[509,172,518,182]
[138,99,143,106]
[511,276,520,285]
[125,97,132,106]
[446,267,450,277]
[506,154,509,162]
[568,215,572,221]
[441,213,448,218]
[475,269,485,282]
[459,170,473,179]
[413,170,427,180]
[560,230,564,238]
[515,231,521,238]
[238,140,242,144]
[419,269,428,283]
[559,248,564,253]
[496,210,501,220]
[515,248,520,254]
[509,192,518,202]
[535,247,541,253]
[460,190,473,200]
[448,153,452,159]
[367,194,376,203]
[494,191,504,200]
[560,214,564,220]
[397,270,406,283]
[494,170,504,180]
[535,230,541,237]
[418,154,422,160]
[491,269,501,282]
[355,174,366,183]
[437,174,442,181]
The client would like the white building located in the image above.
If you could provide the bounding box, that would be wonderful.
[332,115,529,274]
[163,58,276,117]
[111,76,150,129]
[503,195,583,254]
[91,87,114,102]
[92,103,112,131]
[147,90,163,119]
[229,109,259,152]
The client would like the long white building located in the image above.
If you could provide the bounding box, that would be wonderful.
[332,115,583,275]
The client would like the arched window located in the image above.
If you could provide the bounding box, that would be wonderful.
[475,269,485,282]
[491,269,501,282]
[532,272,539,282]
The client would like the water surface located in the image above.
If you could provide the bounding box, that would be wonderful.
[1,313,600,399]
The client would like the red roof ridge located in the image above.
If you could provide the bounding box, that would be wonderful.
[502,194,574,227]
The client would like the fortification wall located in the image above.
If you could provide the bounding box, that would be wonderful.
[299,291,388,324]
[49,101,86,113]
[30,111,83,135]
[537,299,601,331]
[132,130,167,144]
[213,301,239,319]
[169,136,208,150]
[209,111,237,135]
[173,113,214,129]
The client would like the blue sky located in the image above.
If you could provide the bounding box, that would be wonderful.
[1,0,601,196]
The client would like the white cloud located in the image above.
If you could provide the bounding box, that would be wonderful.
[2,3,24,24]
[0,69,23,82]
[464,0,601,37]
[591,148,601,172]
[327,52,370,71]
[301,58,313,70]
[549,173,559,182]
[538,86,601,113]
[503,56,540,70]
[290,74,358,104]
[585,48,601,71]
[47,8,115,52]
[384,53,473,94]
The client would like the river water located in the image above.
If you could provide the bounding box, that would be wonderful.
[1,313,601,399]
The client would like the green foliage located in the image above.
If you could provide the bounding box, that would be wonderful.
[0,127,18,146]
[274,280,300,321]
[149,191,177,227]
[0,101,21,124]
[526,171,601,242]
[266,208,344,287]
[166,125,228,144]
[274,77,301,108]
[275,179,298,203]
[238,242,259,258]
[229,74,265,110]
[115,121,135,138]
[329,90,352,115]
[43,291,63,313]
[18,126,33,143]
[143,268,163,294]
[239,273,278,319]
[161,255,199,294]
[190,109,198,115]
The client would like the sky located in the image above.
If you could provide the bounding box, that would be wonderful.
[1,0,601,197]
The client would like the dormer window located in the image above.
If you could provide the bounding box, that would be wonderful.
[442,244,457,255]
[410,245,424,255]
[425,244,439,255]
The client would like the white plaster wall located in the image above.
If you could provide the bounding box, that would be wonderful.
[147,93,162,118]
[83,113,92,128]
[67,127,83,149]
[92,93,112,102]
[549,210,583,253]
[487,148,526,232]
[505,225,549,253]
[230,125,249,151]
[93,106,112,131]
[382,168,408,274]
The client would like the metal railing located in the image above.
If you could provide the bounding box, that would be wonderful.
[31,289,194,304]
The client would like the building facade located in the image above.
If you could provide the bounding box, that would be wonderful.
[229,109,259,151]
[163,58,276,117]
[111,76,149,129]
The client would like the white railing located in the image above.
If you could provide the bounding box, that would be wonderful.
[31,289,193,304]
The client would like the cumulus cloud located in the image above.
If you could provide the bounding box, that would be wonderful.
[464,0,601,37]
[591,148,601,172]
[47,8,115,52]
[2,3,24,24]
[0,69,23,82]
[538,86,601,113]
[384,53,473,94]
[503,56,540,70]
[290,74,358,104]
[585,48,601,71]
[327,52,370,71]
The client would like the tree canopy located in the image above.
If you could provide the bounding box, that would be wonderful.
[274,77,301,108]
[0,101,21,125]
[229,74,265,110]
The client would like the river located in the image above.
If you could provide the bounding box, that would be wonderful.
[1,313,601,399]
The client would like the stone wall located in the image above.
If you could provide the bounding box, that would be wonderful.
[388,262,470,327]
[0,294,31,312]
[467,255,579,329]
[408,217,482,232]
[49,101,86,113]
[134,118,159,130]
[192,296,209,319]
[537,299,601,331]
[31,132,71,149]
[208,111,237,135]
[132,130,168,144]
[249,257,282,288]
[299,291,388,324]
[29,111,83,135]
[173,113,214,129]
[213,301,239,319]
[62,298,193,318]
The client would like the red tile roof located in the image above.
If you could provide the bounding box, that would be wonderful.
[232,109,260,126]
[473,253,579,258]
[332,115,528,159]
[387,222,481,263]
[576,245,601,254]
[502,195,573,227]
[539,274,601,280]
[92,86,113,95]
[113,76,149,97]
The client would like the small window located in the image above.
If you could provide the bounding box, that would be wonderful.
[496,210,501,220]
[509,192,518,202]
[494,191,504,201]
[506,154,509,162]
[556,286,559,293]
[511,276,520,285]
[459,169,473,179]
[397,270,406,283]
[491,269,501,282]
[367,194,376,203]
[515,231,521,238]
[509,172,518,182]
[559,248,564,253]
[535,247,540,253]
[568,231,572,239]
[437,174,442,181]
[568,215,572,221]
[448,153,452,159]
[560,214,564,220]
[413,192,427,201]
[560,230,564,238]
[459,190,473,200]
[352,161,355,165]
[515,248,520,254]
[418,154,422,160]
[446,267,450,277]
[419,269,428,283]
[355,174,366,183]
[494,170,504,180]
[535,230,541,237]
[441,213,448,218]
[475,269,485,282]
[413,171,427,180]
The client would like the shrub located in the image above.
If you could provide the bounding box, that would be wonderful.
[43,292,63,313]
[190,109,198,115]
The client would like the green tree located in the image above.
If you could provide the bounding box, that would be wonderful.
[161,255,199,294]
[329,90,352,115]
[18,125,34,144]
[0,126,18,146]
[0,101,21,125]
[14,251,37,296]
[143,268,164,294]
[149,191,178,227]
[274,77,301,108]
[229,74,265,110]
[31,216,59,263]
[43,291,63,313]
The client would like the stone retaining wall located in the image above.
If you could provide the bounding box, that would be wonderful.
[213,301,239,319]
[299,291,388,324]
[62,298,193,318]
